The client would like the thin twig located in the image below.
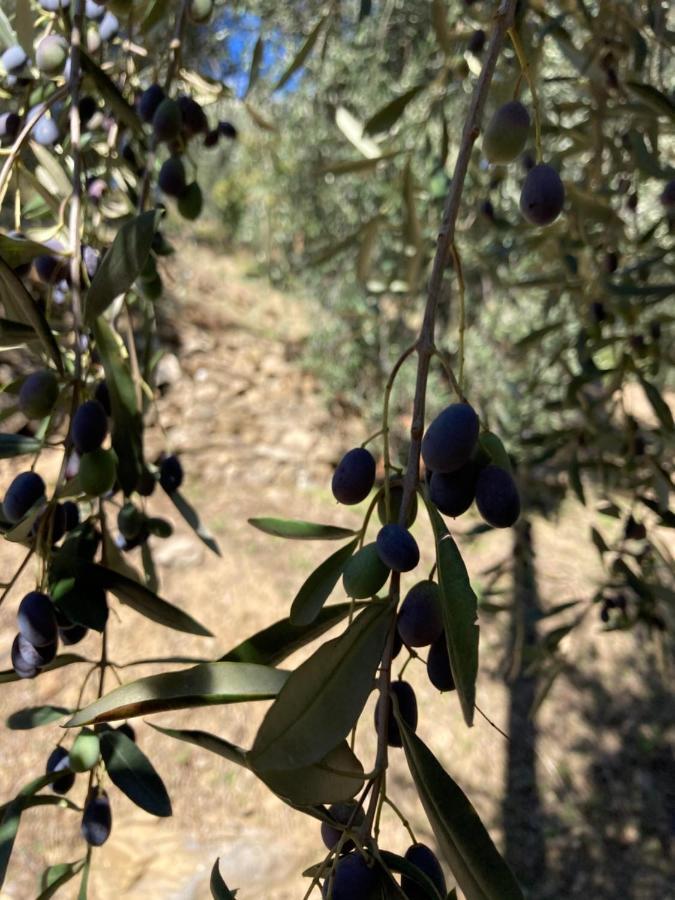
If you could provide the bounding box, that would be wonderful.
[398,0,517,530]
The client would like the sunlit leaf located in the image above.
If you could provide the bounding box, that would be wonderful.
[66,662,288,726]
[274,15,328,92]
[364,84,426,135]
[36,859,85,900]
[249,517,357,541]
[86,210,161,322]
[6,706,70,730]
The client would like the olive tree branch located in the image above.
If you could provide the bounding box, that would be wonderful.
[398,0,518,529]
[363,0,518,842]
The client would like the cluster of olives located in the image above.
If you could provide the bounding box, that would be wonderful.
[46,720,134,847]
[137,81,237,222]
[0,1,126,148]
[423,402,521,528]
[319,825,446,899]
[483,100,565,227]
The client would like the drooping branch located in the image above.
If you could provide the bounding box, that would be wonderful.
[398,0,518,527]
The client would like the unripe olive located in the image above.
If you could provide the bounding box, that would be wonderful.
[69,728,100,772]
[177,182,203,220]
[483,101,530,164]
[342,543,390,599]
[18,370,59,419]
[79,448,116,496]
[36,35,69,77]
[152,99,182,143]
[188,0,214,23]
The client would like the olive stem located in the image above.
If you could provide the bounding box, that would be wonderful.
[508,26,543,163]
[450,241,467,391]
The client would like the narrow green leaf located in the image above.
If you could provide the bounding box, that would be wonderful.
[250,601,394,771]
[66,662,289,726]
[625,81,675,119]
[0,773,59,887]
[0,794,80,820]
[0,259,63,373]
[6,706,70,730]
[37,859,85,900]
[141,0,170,32]
[86,210,160,322]
[152,724,364,805]
[169,490,221,556]
[150,724,248,767]
[249,517,357,541]
[210,858,237,899]
[0,434,42,458]
[478,432,512,473]
[0,318,38,347]
[364,84,426,135]
[290,539,358,626]
[246,35,264,96]
[397,717,524,900]
[220,601,366,666]
[0,235,51,269]
[638,374,674,431]
[274,15,328,92]
[93,318,143,494]
[77,853,90,900]
[426,504,478,727]
[99,730,172,817]
[317,151,402,176]
[80,51,144,135]
[84,561,212,636]
[0,9,14,47]
[0,653,89,684]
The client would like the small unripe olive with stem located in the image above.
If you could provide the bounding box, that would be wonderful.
[188,0,214,23]
[79,448,117,496]
[69,728,100,772]
[178,182,203,220]
[153,99,182,143]
[18,370,59,420]
[483,100,530,164]
[376,480,417,527]
[342,542,390,598]
[36,35,69,77]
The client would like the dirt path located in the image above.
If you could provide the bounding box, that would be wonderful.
[0,241,672,899]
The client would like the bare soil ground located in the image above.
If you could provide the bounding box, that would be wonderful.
[0,241,672,899]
